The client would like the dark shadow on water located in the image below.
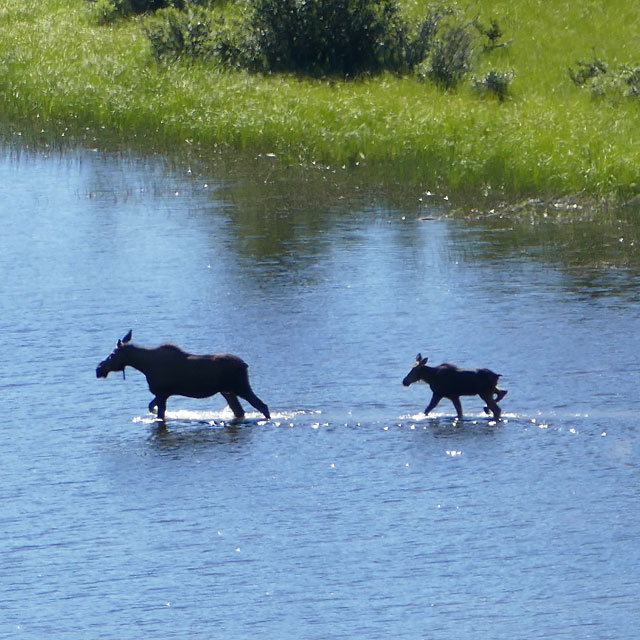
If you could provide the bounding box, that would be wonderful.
[146,415,266,453]
[401,413,508,434]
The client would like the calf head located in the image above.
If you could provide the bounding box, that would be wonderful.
[96,330,133,378]
[402,353,429,386]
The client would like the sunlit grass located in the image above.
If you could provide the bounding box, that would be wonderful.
[1,0,640,200]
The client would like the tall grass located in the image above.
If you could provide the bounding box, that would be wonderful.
[1,0,640,200]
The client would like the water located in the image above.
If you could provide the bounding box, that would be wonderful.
[1,144,639,639]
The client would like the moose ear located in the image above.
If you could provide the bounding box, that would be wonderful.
[122,330,132,344]
[419,355,429,365]
[415,353,422,362]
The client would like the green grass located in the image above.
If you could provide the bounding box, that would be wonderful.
[2,0,640,202]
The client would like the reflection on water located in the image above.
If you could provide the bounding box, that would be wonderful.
[454,207,640,298]
[1,140,639,640]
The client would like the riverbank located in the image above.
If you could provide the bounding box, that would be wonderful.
[2,0,640,204]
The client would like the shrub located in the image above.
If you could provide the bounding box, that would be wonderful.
[243,0,404,76]
[568,56,607,87]
[145,7,214,60]
[472,69,514,101]
[621,65,640,97]
[474,17,507,50]
[569,57,640,100]
[214,0,462,77]
[424,23,474,88]
[399,6,450,73]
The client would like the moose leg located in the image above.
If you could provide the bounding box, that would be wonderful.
[221,392,246,419]
[148,397,158,414]
[424,393,442,416]
[239,390,271,420]
[450,396,464,419]
[480,392,501,419]
[484,388,507,414]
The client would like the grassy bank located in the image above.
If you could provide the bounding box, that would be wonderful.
[1,0,640,202]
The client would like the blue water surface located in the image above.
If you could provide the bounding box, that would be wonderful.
[1,145,639,639]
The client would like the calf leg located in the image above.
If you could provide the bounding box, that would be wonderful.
[149,397,158,413]
[484,387,508,414]
[480,392,501,419]
[425,393,442,416]
[221,392,246,419]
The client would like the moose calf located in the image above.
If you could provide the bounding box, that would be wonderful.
[402,354,507,419]
[96,330,270,421]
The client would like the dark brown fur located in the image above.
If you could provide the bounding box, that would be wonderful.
[403,353,507,419]
[97,331,270,421]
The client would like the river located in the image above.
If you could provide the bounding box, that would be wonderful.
[1,142,639,638]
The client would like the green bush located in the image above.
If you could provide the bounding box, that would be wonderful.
[146,0,427,75]
[473,69,514,100]
[569,56,640,100]
[243,0,406,76]
[474,17,504,50]
[145,7,214,60]
[432,24,474,86]
[622,65,640,97]
[215,0,481,80]
[569,56,607,87]
[389,5,450,73]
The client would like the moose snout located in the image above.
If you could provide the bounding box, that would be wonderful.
[402,376,411,387]
[96,364,107,378]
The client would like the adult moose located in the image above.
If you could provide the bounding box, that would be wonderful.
[402,354,507,420]
[96,330,271,421]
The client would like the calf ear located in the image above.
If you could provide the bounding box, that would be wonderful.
[420,356,429,365]
[122,330,132,344]
[416,353,422,362]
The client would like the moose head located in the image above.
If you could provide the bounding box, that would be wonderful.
[96,330,133,379]
[402,353,429,386]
